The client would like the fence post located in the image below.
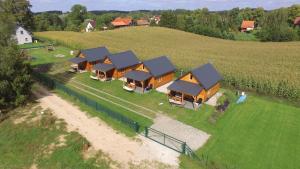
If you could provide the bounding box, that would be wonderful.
[181,142,186,154]
[145,127,148,137]
[134,122,139,132]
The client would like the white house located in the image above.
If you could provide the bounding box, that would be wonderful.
[85,20,96,32]
[14,26,33,45]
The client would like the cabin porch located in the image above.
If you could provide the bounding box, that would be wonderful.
[168,91,202,110]
[123,78,152,94]
[68,57,87,73]
[91,63,115,81]
[123,70,152,94]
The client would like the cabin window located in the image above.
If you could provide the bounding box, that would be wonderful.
[142,65,145,69]
[20,31,24,34]
[25,38,28,41]
[190,74,193,80]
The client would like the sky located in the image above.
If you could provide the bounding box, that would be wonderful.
[30,0,300,12]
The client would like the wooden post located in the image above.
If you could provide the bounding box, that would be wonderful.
[142,81,144,93]
[181,93,184,104]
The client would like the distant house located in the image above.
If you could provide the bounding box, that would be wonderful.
[85,20,96,32]
[294,17,300,26]
[241,20,255,32]
[111,17,133,28]
[136,19,150,26]
[167,63,222,110]
[92,50,140,81]
[150,16,161,24]
[14,26,33,45]
[123,56,176,93]
[68,47,111,72]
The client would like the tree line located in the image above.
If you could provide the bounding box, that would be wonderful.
[22,2,300,42]
[159,6,300,41]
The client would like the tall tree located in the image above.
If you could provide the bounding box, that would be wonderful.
[66,4,87,31]
[159,11,177,29]
[259,9,298,41]
[0,0,34,30]
[0,4,33,110]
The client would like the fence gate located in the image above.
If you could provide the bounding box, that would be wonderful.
[144,127,186,153]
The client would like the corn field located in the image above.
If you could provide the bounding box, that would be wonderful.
[35,27,300,101]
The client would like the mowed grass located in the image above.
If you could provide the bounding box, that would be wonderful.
[28,46,300,169]
[35,27,300,88]
[181,95,300,169]
[27,46,73,66]
[0,104,114,169]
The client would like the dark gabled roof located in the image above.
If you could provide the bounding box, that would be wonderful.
[168,80,203,96]
[107,50,140,70]
[191,63,222,90]
[93,63,115,72]
[143,56,176,77]
[80,47,110,62]
[124,70,152,81]
[69,57,87,64]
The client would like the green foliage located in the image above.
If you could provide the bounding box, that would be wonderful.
[258,9,299,41]
[222,74,299,102]
[159,11,177,28]
[0,10,33,109]
[34,13,65,31]
[0,0,34,30]
[65,4,88,31]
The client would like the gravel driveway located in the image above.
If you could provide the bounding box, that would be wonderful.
[33,86,179,169]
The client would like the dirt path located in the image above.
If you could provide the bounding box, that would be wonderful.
[33,86,179,169]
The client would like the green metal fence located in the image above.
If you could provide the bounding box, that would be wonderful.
[33,72,140,132]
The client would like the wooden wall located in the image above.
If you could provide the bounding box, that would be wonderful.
[179,73,199,84]
[151,72,175,88]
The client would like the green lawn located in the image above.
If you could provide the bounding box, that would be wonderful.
[181,94,300,169]
[29,46,300,169]
[69,73,216,132]
[28,45,73,66]
[0,104,114,169]
[67,73,300,169]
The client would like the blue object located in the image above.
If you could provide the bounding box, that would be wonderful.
[236,95,247,104]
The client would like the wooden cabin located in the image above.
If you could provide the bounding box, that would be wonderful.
[91,50,140,81]
[167,63,222,109]
[123,56,176,93]
[69,47,110,72]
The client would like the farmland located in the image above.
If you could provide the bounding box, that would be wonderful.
[27,45,300,169]
[35,27,300,95]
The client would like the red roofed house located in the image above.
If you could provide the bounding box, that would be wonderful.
[111,17,133,28]
[294,17,300,26]
[241,20,255,32]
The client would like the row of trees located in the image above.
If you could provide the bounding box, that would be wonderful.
[159,5,300,41]
[0,0,33,110]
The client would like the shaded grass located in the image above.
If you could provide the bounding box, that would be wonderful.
[0,104,113,169]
